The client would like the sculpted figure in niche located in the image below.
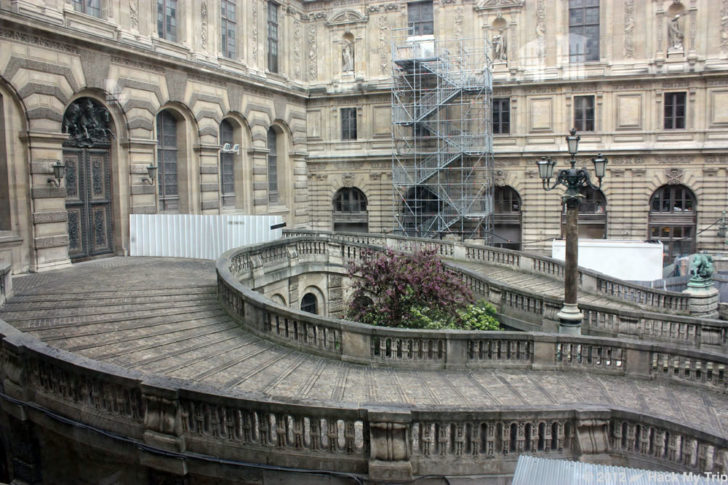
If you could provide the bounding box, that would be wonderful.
[492,30,507,61]
[342,40,354,72]
[668,15,684,50]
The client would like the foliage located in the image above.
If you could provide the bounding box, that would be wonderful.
[346,248,500,330]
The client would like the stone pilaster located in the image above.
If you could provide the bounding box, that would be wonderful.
[248,147,270,213]
[197,144,221,213]
[25,132,70,272]
[126,138,158,215]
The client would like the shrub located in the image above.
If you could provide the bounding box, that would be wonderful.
[346,248,500,330]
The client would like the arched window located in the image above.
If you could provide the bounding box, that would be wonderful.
[267,128,278,202]
[333,187,368,233]
[649,184,696,264]
[493,186,521,250]
[562,186,607,239]
[156,111,179,212]
[301,293,317,314]
[220,120,236,208]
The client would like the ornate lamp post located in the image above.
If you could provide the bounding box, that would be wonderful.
[536,129,608,334]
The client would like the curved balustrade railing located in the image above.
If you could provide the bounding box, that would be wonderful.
[282,229,691,313]
[1,317,727,480]
[0,234,726,481]
[221,236,727,354]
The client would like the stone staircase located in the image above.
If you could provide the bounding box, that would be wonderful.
[0,257,725,438]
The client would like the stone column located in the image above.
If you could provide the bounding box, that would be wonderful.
[25,132,71,272]
[290,150,309,227]
[127,139,158,215]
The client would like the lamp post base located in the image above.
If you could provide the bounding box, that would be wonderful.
[557,302,583,335]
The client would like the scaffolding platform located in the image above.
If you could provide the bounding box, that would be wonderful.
[391,34,494,241]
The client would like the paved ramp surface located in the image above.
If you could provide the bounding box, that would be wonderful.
[1,257,725,438]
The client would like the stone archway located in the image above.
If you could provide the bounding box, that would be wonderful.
[62,97,114,261]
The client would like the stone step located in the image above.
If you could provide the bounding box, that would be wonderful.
[4,303,221,331]
[1,293,217,312]
[35,308,227,342]
[0,300,219,322]
[9,285,216,300]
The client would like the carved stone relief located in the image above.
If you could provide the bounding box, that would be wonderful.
[476,0,525,9]
[722,0,728,52]
[378,15,389,75]
[536,0,546,61]
[624,0,634,58]
[129,0,138,31]
[250,0,258,65]
[294,21,302,79]
[201,1,208,50]
[308,26,318,81]
[665,168,685,185]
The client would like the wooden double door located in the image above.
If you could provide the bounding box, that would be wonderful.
[63,147,114,261]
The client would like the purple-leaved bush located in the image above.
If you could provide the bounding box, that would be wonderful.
[346,248,475,328]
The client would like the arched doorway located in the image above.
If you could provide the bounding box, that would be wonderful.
[649,184,696,264]
[493,186,521,250]
[62,98,114,261]
[333,187,368,233]
[561,186,607,239]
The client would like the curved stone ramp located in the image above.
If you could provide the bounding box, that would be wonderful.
[452,260,641,312]
[1,257,726,440]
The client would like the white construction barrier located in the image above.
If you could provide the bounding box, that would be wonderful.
[129,214,283,260]
[552,239,664,281]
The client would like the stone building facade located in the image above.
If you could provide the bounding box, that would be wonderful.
[1,0,727,273]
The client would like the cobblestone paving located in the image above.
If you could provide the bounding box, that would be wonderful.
[1,257,724,438]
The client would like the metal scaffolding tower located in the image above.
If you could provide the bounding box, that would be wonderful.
[391,34,494,241]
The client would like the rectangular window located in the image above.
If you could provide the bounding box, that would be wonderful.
[569,0,599,62]
[268,2,279,73]
[157,0,178,42]
[341,108,357,140]
[492,98,510,135]
[407,1,433,36]
[73,0,101,17]
[221,0,237,59]
[574,95,595,132]
[664,92,686,129]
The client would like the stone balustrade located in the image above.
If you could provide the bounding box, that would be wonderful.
[1,319,727,481]
[224,235,727,352]
[282,229,691,314]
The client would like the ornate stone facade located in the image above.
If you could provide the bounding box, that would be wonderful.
[0,0,727,273]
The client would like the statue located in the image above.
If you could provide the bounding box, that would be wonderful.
[342,40,354,72]
[668,15,684,51]
[492,30,507,61]
[688,253,715,288]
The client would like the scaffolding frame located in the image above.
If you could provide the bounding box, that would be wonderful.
[391,33,494,242]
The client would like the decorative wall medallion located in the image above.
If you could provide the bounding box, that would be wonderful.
[494,170,506,186]
[665,168,685,184]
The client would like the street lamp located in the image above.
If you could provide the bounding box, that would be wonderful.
[535,129,608,334]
